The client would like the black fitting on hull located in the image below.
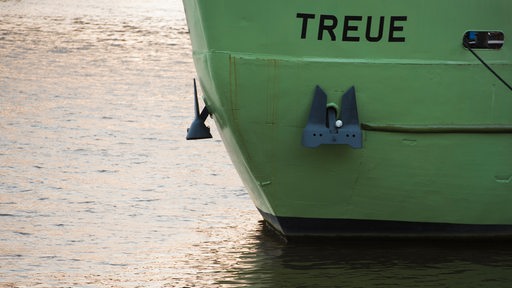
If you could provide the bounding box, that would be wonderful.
[186,79,212,140]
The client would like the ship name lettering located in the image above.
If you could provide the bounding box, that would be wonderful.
[296,13,407,42]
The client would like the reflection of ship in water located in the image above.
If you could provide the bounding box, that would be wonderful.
[222,222,512,286]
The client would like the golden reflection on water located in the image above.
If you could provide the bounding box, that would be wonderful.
[0,0,260,286]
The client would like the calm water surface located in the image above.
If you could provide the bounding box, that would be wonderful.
[2,0,512,287]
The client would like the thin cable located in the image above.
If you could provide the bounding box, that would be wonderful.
[465,42,512,92]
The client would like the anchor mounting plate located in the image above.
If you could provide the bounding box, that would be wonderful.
[302,85,362,149]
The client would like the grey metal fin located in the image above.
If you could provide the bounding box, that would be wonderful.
[339,86,362,148]
[302,86,329,148]
[186,79,213,140]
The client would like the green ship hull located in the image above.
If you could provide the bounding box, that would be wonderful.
[183,0,512,237]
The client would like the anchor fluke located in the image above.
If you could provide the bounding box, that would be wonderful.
[302,85,362,149]
[186,79,212,140]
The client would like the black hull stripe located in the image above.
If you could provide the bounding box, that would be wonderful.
[259,209,512,238]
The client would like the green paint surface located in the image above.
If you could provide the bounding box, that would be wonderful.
[183,0,512,234]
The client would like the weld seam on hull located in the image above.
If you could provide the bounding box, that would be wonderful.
[211,51,512,66]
